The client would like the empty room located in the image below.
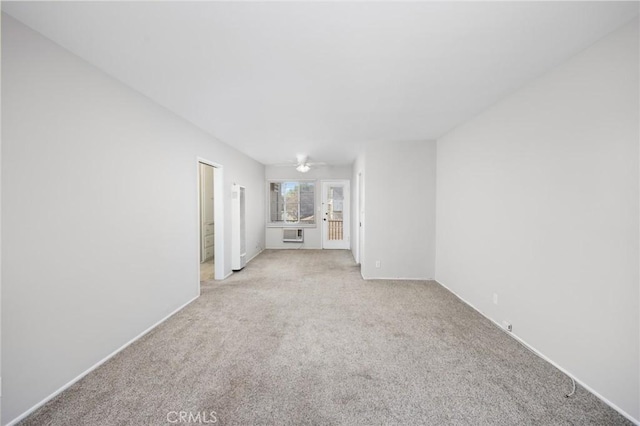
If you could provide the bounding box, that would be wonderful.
[1,1,638,425]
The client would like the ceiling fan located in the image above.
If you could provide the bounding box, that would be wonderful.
[273,155,326,173]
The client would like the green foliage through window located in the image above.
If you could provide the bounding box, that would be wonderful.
[269,181,315,224]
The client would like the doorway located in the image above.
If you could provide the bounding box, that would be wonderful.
[321,180,350,249]
[356,172,364,264]
[198,160,224,283]
[199,163,215,281]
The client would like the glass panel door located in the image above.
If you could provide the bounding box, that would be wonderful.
[322,181,350,249]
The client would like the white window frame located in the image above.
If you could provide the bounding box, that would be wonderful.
[266,179,317,228]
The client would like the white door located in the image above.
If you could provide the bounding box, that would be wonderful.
[322,180,350,249]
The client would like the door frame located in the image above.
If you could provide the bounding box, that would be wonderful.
[356,171,364,264]
[321,180,350,250]
[197,158,224,286]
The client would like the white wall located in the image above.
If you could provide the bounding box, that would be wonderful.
[436,20,639,422]
[362,140,436,280]
[351,153,365,264]
[265,165,351,249]
[0,12,3,423]
[1,15,265,425]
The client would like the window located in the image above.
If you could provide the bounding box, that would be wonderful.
[269,181,315,225]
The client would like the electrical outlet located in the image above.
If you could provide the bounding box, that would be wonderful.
[493,293,498,305]
[502,321,512,332]
[375,260,381,268]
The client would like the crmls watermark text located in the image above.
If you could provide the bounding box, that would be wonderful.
[166,411,218,424]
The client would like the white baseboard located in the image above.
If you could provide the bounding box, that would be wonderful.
[220,249,263,280]
[6,295,200,426]
[435,279,639,426]
[362,276,434,281]
[246,248,264,264]
[264,246,316,250]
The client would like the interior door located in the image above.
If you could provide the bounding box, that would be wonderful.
[322,180,350,249]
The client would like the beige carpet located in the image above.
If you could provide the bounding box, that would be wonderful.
[200,258,214,281]
[20,250,630,425]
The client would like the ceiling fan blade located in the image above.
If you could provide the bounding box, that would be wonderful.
[270,156,326,168]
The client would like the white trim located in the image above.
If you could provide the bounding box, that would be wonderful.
[5,295,199,426]
[264,246,314,250]
[354,172,362,264]
[266,179,318,227]
[436,279,640,426]
[246,248,265,264]
[364,276,434,281]
[321,179,350,250]
[357,170,365,273]
[197,158,224,281]
[196,162,207,296]
[231,183,247,271]
[222,271,233,280]
[213,166,224,280]
[266,224,317,229]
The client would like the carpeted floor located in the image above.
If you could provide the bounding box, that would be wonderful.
[200,258,214,281]
[21,250,630,425]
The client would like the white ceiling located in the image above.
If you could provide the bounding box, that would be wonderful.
[3,2,638,166]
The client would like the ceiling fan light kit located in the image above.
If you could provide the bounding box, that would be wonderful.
[272,154,325,172]
[295,154,311,172]
[296,163,310,173]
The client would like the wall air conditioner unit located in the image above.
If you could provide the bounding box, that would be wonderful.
[283,228,304,243]
[231,184,246,271]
